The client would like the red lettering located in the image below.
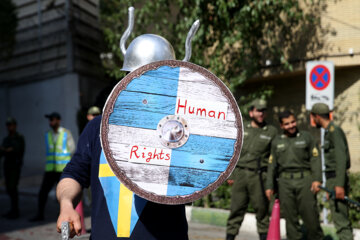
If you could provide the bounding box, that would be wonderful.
[218,111,226,120]
[159,149,165,160]
[153,149,160,160]
[196,108,207,116]
[130,146,139,159]
[165,153,171,160]
[146,152,152,162]
[142,149,146,158]
[209,110,216,118]
[189,106,195,114]
[177,99,187,114]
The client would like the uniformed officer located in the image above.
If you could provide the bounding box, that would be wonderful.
[311,103,353,240]
[0,117,25,219]
[226,99,277,240]
[266,110,323,240]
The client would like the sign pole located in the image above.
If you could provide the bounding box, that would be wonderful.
[305,60,334,225]
[320,127,328,224]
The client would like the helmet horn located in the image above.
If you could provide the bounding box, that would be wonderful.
[120,6,135,56]
[183,20,200,62]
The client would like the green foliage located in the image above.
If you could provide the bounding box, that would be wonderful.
[317,173,360,228]
[0,0,18,60]
[99,0,324,102]
[348,173,360,228]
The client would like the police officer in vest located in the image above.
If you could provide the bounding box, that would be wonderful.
[266,110,323,240]
[311,103,353,240]
[226,99,277,240]
[30,112,75,221]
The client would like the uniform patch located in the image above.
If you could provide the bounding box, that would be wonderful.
[312,148,319,157]
[329,125,335,132]
[295,141,306,145]
[269,155,273,164]
[244,131,248,136]
[259,134,271,140]
[277,143,285,149]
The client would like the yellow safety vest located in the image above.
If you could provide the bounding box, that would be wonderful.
[45,129,71,172]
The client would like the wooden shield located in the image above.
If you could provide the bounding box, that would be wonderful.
[101,60,243,204]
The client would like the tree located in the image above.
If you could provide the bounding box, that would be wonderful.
[100,0,324,101]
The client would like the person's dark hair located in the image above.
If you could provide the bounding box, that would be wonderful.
[278,110,294,124]
[249,106,255,111]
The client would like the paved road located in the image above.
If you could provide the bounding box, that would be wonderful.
[0,191,258,240]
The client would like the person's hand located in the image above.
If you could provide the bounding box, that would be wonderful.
[335,186,345,200]
[56,201,82,238]
[311,181,321,194]
[265,189,273,201]
[227,179,234,186]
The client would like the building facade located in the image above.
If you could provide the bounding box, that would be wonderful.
[0,0,105,176]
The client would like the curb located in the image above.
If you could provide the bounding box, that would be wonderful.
[185,206,360,240]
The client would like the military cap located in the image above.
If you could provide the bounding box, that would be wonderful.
[45,112,61,120]
[6,117,17,125]
[250,99,267,110]
[88,106,101,115]
[311,103,330,115]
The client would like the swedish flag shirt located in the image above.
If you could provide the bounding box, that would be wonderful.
[61,116,188,240]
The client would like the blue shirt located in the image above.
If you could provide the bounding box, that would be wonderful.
[61,116,188,240]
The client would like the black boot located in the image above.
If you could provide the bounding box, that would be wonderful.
[226,233,235,240]
[259,233,267,240]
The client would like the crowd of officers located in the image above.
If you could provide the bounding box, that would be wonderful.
[226,99,353,240]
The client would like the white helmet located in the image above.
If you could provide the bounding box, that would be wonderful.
[120,7,199,72]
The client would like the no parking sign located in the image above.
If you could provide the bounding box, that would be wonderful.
[305,61,334,110]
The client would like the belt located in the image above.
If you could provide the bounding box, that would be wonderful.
[280,170,311,179]
[325,171,336,179]
[239,166,267,172]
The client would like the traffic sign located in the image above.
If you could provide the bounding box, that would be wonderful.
[306,61,334,110]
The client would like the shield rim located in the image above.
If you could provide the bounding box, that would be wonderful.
[100,60,243,204]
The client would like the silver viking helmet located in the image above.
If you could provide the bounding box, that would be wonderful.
[120,7,200,72]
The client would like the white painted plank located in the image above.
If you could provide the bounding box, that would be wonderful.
[134,182,167,195]
[176,67,238,139]
[178,67,231,103]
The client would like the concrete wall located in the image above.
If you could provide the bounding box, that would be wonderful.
[0,73,80,176]
[243,66,360,172]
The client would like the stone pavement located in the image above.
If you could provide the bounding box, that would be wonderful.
[0,188,258,240]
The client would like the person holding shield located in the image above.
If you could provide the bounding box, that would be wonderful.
[310,103,353,240]
[55,7,200,239]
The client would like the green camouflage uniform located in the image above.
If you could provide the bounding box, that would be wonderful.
[226,121,277,236]
[266,131,323,240]
[324,121,353,240]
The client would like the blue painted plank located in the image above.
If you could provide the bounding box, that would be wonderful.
[170,151,230,172]
[109,91,176,129]
[166,185,203,196]
[167,167,221,196]
[170,134,235,172]
[126,66,180,96]
[109,109,170,130]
